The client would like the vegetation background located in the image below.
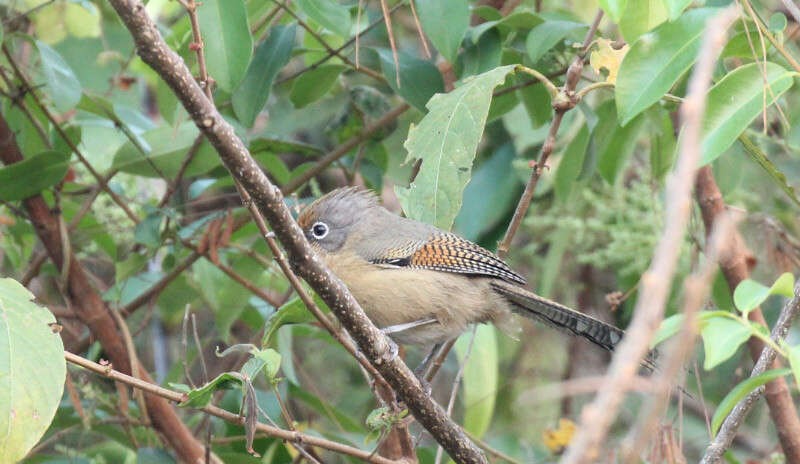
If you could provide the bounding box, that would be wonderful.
[1,0,800,462]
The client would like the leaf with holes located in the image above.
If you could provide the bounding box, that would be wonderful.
[396,65,515,229]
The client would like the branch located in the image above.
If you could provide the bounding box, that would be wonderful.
[560,7,740,463]
[700,280,800,463]
[105,0,486,462]
[65,351,399,464]
[695,164,800,463]
[496,9,603,258]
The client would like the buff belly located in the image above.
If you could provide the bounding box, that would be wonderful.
[325,251,514,346]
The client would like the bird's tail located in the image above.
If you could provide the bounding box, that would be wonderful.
[491,280,657,371]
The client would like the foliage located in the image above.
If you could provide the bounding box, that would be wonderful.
[1,0,799,462]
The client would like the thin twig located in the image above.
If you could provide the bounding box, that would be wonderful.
[560,8,739,463]
[272,0,385,82]
[276,3,403,85]
[496,9,603,258]
[65,351,400,464]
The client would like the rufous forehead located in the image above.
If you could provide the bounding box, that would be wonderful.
[296,206,318,230]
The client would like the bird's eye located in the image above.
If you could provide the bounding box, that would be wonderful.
[311,221,329,240]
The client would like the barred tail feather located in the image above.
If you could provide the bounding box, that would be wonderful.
[491,281,657,371]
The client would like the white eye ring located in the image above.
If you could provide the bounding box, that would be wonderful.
[311,221,329,240]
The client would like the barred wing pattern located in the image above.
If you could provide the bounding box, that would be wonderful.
[370,233,526,285]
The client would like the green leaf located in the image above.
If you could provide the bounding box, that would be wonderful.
[296,0,351,38]
[233,24,296,127]
[711,368,791,436]
[469,10,542,43]
[36,40,81,113]
[396,65,515,229]
[663,0,693,20]
[416,0,469,64]
[198,0,253,92]
[456,28,502,78]
[619,0,668,42]
[0,278,65,463]
[525,20,587,64]
[290,64,345,109]
[0,150,69,201]
[176,372,242,408]
[455,325,497,438]
[701,62,795,165]
[598,0,628,23]
[112,122,218,178]
[554,123,590,203]
[651,313,684,348]
[701,315,753,370]
[261,296,320,346]
[250,137,323,157]
[518,78,552,128]
[737,135,800,206]
[594,101,645,183]
[733,273,795,316]
[252,348,282,383]
[616,8,717,126]
[454,144,521,241]
[787,344,800,392]
[769,13,787,32]
[376,48,444,112]
[650,108,677,180]
[722,29,772,59]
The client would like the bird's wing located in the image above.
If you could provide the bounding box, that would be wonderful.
[368,232,526,285]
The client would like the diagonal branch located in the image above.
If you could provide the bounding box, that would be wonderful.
[695,165,800,463]
[104,0,487,462]
[700,279,800,463]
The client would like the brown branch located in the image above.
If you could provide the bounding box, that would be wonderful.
[560,8,740,463]
[496,9,603,258]
[106,0,486,461]
[65,351,400,464]
[695,165,800,464]
[700,280,800,463]
[0,113,213,464]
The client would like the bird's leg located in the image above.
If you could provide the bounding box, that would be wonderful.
[380,317,438,335]
[414,343,442,380]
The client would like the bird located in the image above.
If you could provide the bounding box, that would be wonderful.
[297,187,653,371]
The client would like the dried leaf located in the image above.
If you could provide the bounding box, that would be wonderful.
[590,38,629,83]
